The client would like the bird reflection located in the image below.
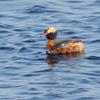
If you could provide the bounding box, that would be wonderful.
[46,51,84,65]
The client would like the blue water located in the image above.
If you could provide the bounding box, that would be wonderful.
[0,0,100,100]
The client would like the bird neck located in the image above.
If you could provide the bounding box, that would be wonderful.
[47,39,56,51]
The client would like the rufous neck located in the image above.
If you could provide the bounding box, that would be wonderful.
[47,40,56,51]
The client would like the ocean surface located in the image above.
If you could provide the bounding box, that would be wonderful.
[0,0,100,100]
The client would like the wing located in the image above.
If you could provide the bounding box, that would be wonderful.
[54,39,82,48]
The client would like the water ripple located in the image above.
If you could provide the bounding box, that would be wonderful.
[0,24,14,29]
[75,97,95,100]
[26,5,59,14]
[18,47,32,53]
[86,56,100,60]
[90,39,100,43]
[0,46,16,53]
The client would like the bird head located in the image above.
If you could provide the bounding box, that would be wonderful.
[44,26,57,40]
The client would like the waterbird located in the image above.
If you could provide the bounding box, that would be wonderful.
[44,26,84,55]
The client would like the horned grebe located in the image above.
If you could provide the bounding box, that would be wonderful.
[44,26,84,54]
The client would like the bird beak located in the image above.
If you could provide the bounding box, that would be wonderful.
[44,32,48,36]
[44,28,49,36]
